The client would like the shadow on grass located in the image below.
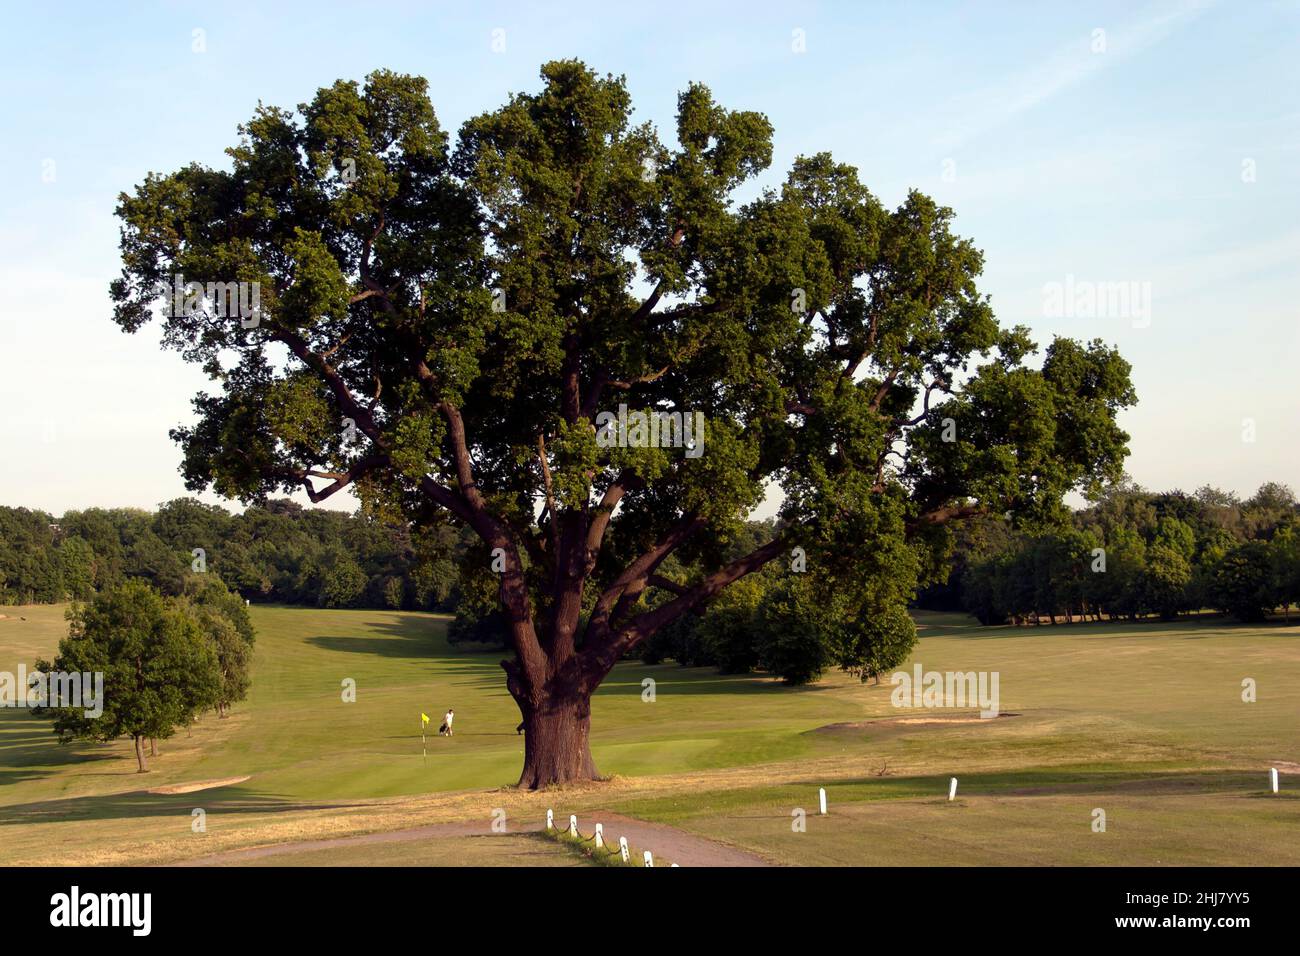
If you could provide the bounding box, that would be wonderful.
[0,785,357,828]
[0,706,129,788]
[597,665,835,697]
[304,615,496,661]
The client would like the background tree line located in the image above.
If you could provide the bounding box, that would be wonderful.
[921,480,1300,626]
[7,478,1295,697]
[0,497,471,611]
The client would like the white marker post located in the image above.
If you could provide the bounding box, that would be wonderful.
[1271,768,1279,794]
[594,823,604,849]
[948,777,958,801]
[819,787,827,815]
[619,837,629,863]
[569,814,578,838]
[546,808,554,831]
[644,850,654,867]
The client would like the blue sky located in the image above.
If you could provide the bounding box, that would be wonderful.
[0,0,1296,515]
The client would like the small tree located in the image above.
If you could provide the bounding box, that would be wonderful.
[36,580,220,772]
[181,573,255,717]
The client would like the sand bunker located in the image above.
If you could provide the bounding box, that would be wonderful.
[147,776,251,795]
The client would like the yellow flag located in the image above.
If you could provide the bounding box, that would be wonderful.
[421,713,430,727]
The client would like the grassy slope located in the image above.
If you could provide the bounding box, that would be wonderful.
[2,603,1297,865]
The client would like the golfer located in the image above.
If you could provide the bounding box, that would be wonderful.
[441,708,454,737]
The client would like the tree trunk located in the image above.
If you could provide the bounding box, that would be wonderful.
[149,738,157,757]
[516,690,598,789]
[134,734,149,773]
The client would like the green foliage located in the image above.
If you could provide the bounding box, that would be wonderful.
[948,479,1297,626]
[34,581,220,755]
[447,560,510,646]
[0,508,64,603]
[57,536,96,601]
[318,550,367,608]
[0,498,467,613]
[180,573,255,714]
[1144,544,1191,619]
[105,60,1140,711]
[1212,542,1274,622]
[695,575,766,674]
[753,577,834,685]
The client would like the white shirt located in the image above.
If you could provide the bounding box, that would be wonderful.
[444,712,454,726]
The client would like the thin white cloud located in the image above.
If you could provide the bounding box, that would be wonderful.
[936,0,1219,151]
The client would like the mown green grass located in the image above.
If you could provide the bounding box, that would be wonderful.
[0,602,877,807]
[2,602,1297,865]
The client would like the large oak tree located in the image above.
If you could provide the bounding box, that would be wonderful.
[111,62,1135,787]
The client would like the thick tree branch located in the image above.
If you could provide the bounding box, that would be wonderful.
[586,534,790,678]
[910,502,987,527]
[587,513,706,636]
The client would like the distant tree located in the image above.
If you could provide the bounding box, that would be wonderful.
[1267,526,1300,622]
[1097,527,1147,620]
[961,551,1011,625]
[0,507,63,603]
[694,573,766,674]
[1193,485,1243,538]
[1242,482,1297,539]
[754,577,834,685]
[153,498,234,560]
[447,562,510,646]
[123,528,188,596]
[1153,515,1196,562]
[183,572,255,641]
[409,554,458,610]
[35,580,220,772]
[57,536,97,601]
[318,552,367,608]
[382,576,405,609]
[182,574,255,717]
[1144,544,1191,620]
[1212,542,1274,622]
[59,509,128,590]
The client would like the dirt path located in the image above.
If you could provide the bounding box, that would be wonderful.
[175,813,770,867]
[584,811,770,867]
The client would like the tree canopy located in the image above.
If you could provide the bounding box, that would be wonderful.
[110,61,1136,786]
